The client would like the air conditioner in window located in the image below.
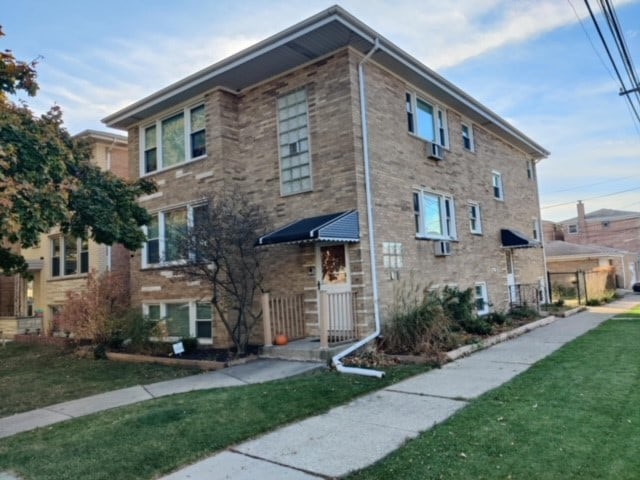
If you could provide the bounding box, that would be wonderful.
[434,240,451,256]
[428,142,443,160]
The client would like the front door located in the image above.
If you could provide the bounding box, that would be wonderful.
[317,244,353,337]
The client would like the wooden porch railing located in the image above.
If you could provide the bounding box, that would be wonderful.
[319,290,358,349]
[262,293,306,347]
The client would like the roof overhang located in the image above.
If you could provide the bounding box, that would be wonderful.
[257,210,359,246]
[103,5,548,159]
[501,229,540,249]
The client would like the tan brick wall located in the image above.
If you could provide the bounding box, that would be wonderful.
[126,46,547,345]
[361,53,546,315]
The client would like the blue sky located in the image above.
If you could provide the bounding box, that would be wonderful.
[3,0,640,221]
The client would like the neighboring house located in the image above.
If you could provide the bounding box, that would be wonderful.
[543,201,640,290]
[17,130,130,334]
[103,6,549,351]
[546,240,638,289]
[554,201,640,253]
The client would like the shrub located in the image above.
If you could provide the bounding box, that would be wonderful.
[485,311,508,326]
[508,306,540,321]
[586,298,602,306]
[381,281,454,355]
[180,337,199,354]
[53,270,129,345]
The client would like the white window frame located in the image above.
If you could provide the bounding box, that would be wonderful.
[139,103,207,176]
[142,203,205,268]
[461,122,474,151]
[277,89,312,196]
[474,282,489,315]
[526,159,535,180]
[532,218,540,242]
[406,92,449,148]
[142,301,213,344]
[50,235,89,278]
[413,189,457,240]
[468,202,482,235]
[568,224,579,234]
[492,171,504,201]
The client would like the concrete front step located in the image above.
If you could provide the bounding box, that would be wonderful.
[261,338,355,363]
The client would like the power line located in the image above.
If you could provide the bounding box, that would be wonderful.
[544,173,640,194]
[583,0,640,128]
[541,185,640,210]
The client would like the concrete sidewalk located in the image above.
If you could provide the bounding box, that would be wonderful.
[160,296,639,480]
[0,359,323,440]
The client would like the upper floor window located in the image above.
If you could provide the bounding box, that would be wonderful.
[568,224,578,234]
[413,189,457,240]
[51,235,88,278]
[492,171,504,200]
[278,89,311,196]
[406,92,448,147]
[526,159,535,179]
[532,218,540,241]
[143,204,206,267]
[468,202,482,235]
[461,123,474,151]
[141,104,206,175]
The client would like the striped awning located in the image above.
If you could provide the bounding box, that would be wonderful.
[257,210,359,246]
[501,229,539,248]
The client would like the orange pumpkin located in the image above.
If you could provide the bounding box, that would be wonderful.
[274,334,288,346]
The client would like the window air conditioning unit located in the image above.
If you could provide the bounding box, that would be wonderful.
[434,240,451,256]
[428,142,443,160]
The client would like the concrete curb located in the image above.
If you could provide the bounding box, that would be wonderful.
[446,315,557,361]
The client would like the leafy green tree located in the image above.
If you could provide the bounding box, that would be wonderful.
[0,26,155,275]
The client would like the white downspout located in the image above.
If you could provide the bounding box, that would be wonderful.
[332,39,384,378]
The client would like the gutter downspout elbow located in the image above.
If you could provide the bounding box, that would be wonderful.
[333,39,384,379]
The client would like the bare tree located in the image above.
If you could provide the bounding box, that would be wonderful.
[176,192,267,356]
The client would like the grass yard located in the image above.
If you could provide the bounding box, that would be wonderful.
[0,342,200,417]
[348,312,640,479]
[0,364,424,480]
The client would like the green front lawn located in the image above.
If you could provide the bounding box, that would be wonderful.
[349,315,640,479]
[0,365,423,480]
[0,343,200,417]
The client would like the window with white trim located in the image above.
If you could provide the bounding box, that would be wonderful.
[143,301,213,342]
[51,235,89,278]
[526,159,534,179]
[406,92,448,147]
[140,104,206,174]
[532,218,540,241]
[492,171,504,200]
[468,202,482,234]
[413,190,457,240]
[474,282,489,315]
[142,204,206,267]
[568,224,578,234]
[278,89,311,195]
[461,123,474,151]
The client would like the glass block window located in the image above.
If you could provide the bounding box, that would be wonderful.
[278,89,311,195]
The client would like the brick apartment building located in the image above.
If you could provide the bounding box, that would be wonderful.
[104,6,549,349]
[543,201,640,290]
